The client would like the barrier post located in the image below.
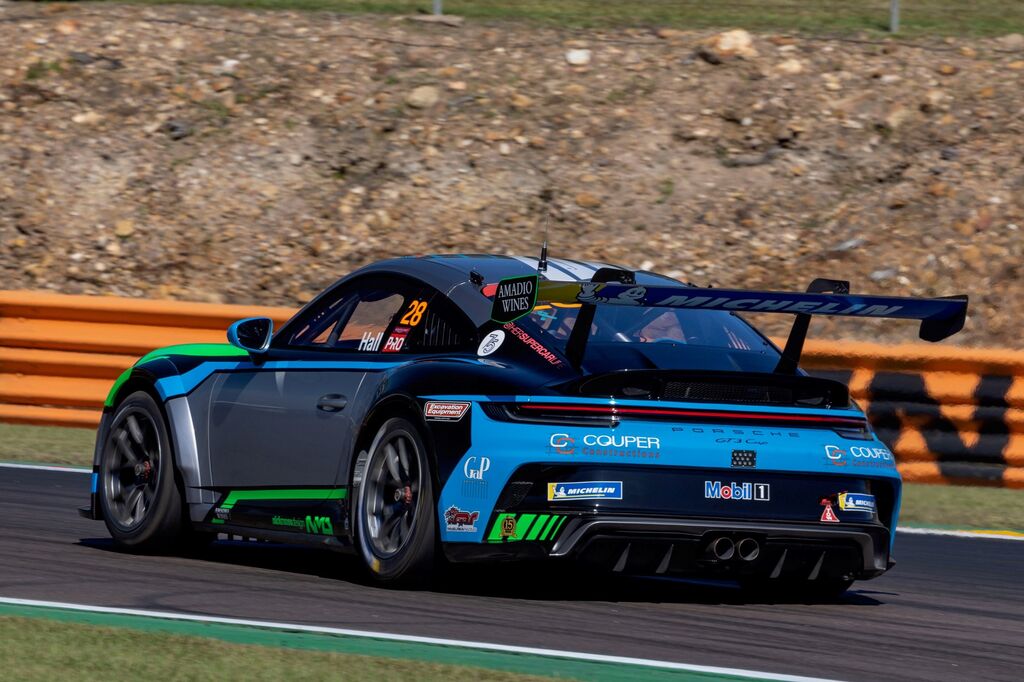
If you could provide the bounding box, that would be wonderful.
[890,0,900,33]
[433,0,442,16]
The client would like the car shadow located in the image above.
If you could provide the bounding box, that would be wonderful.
[78,536,884,606]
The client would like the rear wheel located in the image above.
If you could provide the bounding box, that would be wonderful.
[354,417,436,584]
[98,390,185,551]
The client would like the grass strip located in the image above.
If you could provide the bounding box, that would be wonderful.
[0,423,95,466]
[898,483,1024,533]
[0,614,558,682]
[101,0,1024,36]
[0,602,765,681]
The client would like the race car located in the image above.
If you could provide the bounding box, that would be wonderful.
[81,254,968,596]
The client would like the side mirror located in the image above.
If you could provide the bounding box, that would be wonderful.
[227,317,273,355]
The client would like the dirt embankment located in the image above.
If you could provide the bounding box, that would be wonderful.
[1,4,1022,346]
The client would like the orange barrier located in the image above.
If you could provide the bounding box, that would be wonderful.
[0,290,1021,488]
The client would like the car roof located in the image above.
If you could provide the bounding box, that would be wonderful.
[343,254,680,327]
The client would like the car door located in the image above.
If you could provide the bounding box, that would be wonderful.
[206,278,415,490]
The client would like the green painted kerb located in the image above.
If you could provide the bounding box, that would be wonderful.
[0,602,767,682]
[219,488,348,510]
[103,343,249,407]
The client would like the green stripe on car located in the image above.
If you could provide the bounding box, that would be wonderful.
[219,488,348,510]
[104,343,249,407]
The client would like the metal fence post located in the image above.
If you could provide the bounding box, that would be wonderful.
[890,0,900,33]
[433,0,442,16]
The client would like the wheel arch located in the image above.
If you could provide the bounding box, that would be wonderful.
[99,364,195,515]
[352,393,435,484]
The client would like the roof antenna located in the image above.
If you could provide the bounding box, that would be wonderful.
[537,188,553,275]
[538,232,548,275]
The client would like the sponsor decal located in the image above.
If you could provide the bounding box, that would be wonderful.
[549,433,576,454]
[731,449,757,468]
[382,325,409,353]
[444,506,479,532]
[576,282,647,306]
[547,433,661,459]
[305,515,334,535]
[358,331,383,351]
[547,481,623,501]
[838,492,876,514]
[457,455,489,498]
[477,330,505,356]
[461,479,487,499]
[214,507,230,520]
[573,284,907,317]
[820,499,840,523]
[423,401,471,422]
[271,515,305,529]
[500,515,518,539]
[490,274,539,323]
[824,445,846,463]
[487,512,565,543]
[824,444,894,468]
[704,481,770,501]
[463,456,490,481]
[503,321,564,367]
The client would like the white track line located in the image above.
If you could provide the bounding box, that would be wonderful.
[0,462,89,473]
[3,463,1020,541]
[897,527,1024,541]
[0,597,835,682]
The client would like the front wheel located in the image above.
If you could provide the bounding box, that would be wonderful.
[354,417,436,584]
[98,390,185,551]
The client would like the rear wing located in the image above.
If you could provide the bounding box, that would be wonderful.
[489,271,968,371]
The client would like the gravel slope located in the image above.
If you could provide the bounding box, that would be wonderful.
[2,4,1022,345]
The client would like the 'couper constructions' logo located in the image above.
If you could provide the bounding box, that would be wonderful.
[548,433,661,459]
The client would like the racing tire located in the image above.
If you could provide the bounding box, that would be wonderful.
[98,390,185,551]
[354,417,436,585]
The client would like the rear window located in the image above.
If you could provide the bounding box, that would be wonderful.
[518,302,780,373]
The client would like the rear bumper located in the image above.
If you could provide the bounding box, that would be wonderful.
[557,516,890,579]
[446,515,892,581]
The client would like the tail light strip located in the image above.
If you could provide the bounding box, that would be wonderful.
[515,403,868,429]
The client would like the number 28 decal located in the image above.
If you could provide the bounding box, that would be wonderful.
[400,300,428,326]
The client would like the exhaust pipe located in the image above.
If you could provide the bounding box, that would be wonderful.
[737,537,760,562]
[710,537,735,561]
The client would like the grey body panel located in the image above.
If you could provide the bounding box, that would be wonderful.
[166,397,206,505]
[206,369,365,487]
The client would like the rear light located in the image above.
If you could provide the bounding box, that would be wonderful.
[482,402,870,435]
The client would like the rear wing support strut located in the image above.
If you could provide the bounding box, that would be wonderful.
[774,278,850,374]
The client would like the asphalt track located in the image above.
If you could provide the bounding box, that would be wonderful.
[2,468,1021,681]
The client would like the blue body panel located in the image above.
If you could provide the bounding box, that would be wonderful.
[435,399,900,547]
[151,359,411,401]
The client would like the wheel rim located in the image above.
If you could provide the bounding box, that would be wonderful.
[103,408,161,530]
[363,428,422,559]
